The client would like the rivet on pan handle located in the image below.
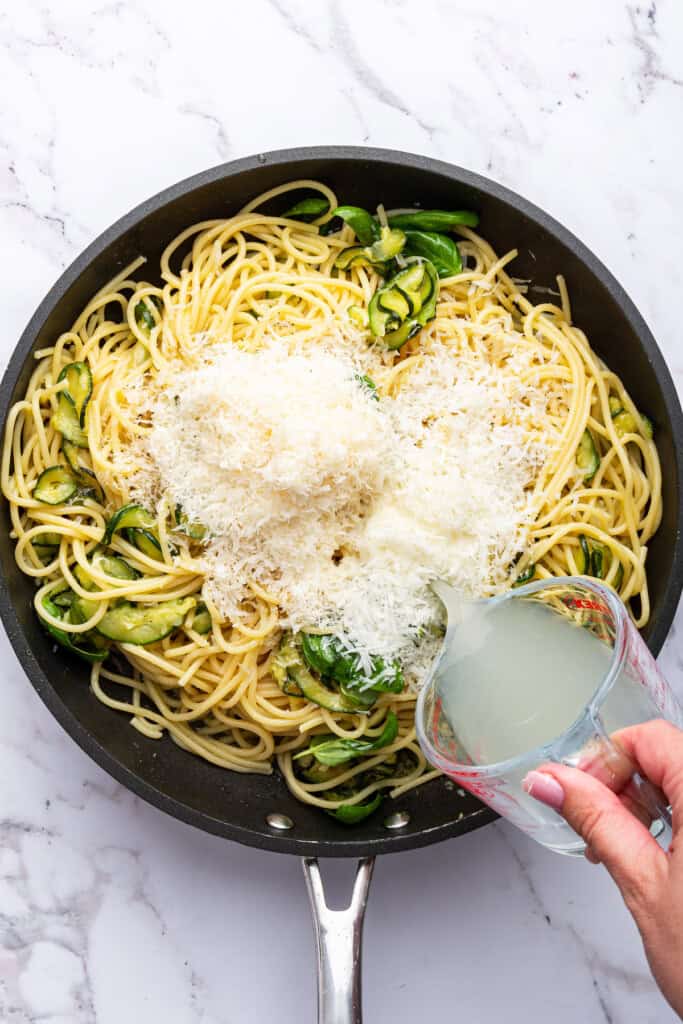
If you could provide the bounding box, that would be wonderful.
[302,857,375,1024]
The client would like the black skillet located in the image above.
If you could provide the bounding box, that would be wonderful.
[1,148,682,1022]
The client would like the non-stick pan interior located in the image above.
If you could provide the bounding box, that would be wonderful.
[1,148,681,856]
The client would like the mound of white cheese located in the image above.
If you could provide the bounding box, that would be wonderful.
[134,336,547,679]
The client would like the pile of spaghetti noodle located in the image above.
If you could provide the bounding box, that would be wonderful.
[1,180,662,818]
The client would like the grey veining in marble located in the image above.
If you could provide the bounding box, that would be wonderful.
[1,1,682,1020]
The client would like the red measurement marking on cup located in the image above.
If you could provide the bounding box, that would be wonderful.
[562,597,609,614]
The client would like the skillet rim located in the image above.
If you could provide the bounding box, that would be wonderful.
[1,145,681,857]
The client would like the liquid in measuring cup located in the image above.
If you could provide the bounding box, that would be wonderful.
[427,588,668,854]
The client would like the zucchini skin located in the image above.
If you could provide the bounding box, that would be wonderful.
[33,466,78,505]
[96,597,195,645]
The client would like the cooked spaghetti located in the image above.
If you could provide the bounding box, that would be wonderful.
[1,180,662,820]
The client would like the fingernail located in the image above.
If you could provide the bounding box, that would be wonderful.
[522,771,565,810]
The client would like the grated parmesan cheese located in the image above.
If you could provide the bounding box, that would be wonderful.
[120,333,550,682]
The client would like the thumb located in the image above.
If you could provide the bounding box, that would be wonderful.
[523,765,667,921]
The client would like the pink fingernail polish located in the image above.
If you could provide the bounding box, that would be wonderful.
[522,771,565,810]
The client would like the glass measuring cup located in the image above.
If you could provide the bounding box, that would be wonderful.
[415,577,683,854]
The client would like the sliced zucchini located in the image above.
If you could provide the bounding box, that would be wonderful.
[383,320,421,351]
[296,757,338,784]
[36,532,62,547]
[96,597,195,645]
[576,429,599,481]
[347,305,369,329]
[368,258,438,349]
[378,288,410,320]
[33,546,58,563]
[334,245,372,271]
[590,542,606,579]
[71,593,100,624]
[52,393,88,448]
[73,562,96,591]
[39,595,109,662]
[335,226,405,273]
[104,503,156,544]
[126,529,163,559]
[62,440,99,487]
[272,635,299,684]
[281,676,304,697]
[134,297,162,336]
[91,551,139,581]
[576,534,591,575]
[61,443,104,503]
[393,263,425,311]
[614,561,624,589]
[274,634,366,714]
[57,362,92,426]
[190,602,212,634]
[575,534,616,583]
[608,394,623,417]
[368,260,438,348]
[174,505,208,541]
[51,589,75,609]
[513,563,536,587]
[288,661,362,714]
[70,552,139,622]
[368,293,393,337]
[612,410,654,439]
[366,227,405,262]
[33,466,79,505]
[612,411,637,437]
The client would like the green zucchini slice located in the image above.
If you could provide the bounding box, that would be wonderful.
[577,429,599,481]
[612,410,654,440]
[608,394,623,417]
[40,595,109,662]
[368,259,438,348]
[92,551,139,581]
[70,593,100,624]
[288,661,362,714]
[366,227,405,262]
[383,320,421,351]
[134,297,162,336]
[513,563,536,587]
[191,602,212,634]
[334,245,373,271]
[96,597,195,645]
[104,503,156,544]
[126,529,163,559]
[174,505,208,541]
[57,362,92,426]
[33,466,79,505]
[52,393,88,447]
[347,305,369,329]
[576,534,591,574]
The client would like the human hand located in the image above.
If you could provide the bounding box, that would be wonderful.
[523,720,683,1019]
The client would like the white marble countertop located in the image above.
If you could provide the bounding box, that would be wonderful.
[1,1,683,1020]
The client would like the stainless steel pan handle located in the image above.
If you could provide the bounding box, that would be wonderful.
[302,857,375,1024]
